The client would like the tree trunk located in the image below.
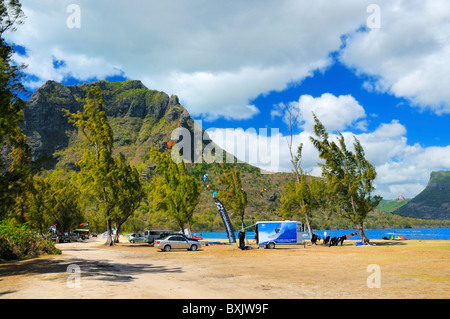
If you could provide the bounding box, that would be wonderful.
[304,213,313,239]
[356,222,369,244]
[113,223,121,243]
[186,221,192,237]
[105,218,114,246]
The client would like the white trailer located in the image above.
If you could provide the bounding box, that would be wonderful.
[255,221,309,249]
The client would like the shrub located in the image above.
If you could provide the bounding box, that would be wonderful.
[0,220,61,260]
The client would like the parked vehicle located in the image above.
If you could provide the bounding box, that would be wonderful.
[66,233,79,242]
[177,233,201,242]
[59,233,70,243]
[255,221,308,249]
[155,235,201,252]
[144,230,174,245]
[129,233,144,243]
[47,234,61,243]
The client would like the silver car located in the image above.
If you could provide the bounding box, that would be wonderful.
[155,235,201,252]
[129,233,144,243]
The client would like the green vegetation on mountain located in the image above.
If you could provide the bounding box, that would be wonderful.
[392,171,450,220]
[376,199,411,213]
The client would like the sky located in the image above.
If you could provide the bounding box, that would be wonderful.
[5,0,450,200]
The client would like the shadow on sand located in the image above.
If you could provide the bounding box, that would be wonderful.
[0,257,183,283]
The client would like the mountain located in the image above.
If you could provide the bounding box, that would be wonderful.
[21,80,292,230]
[22,80,195,168]
[392,171,450,220]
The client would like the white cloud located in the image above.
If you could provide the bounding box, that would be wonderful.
[5,0,373,120]
[295,93,367,132]
[209,119,450,199]
[208,94,450,199]
[4,1,450,199]
[340,0,450,114]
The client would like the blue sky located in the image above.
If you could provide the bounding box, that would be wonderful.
[207,58,449,148]
[6,0,450,199]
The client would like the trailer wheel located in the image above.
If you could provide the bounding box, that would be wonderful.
[267,242,275,249]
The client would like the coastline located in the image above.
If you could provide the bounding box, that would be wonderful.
[198,227,450,241]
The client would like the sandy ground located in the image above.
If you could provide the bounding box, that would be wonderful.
[0,237,449,299]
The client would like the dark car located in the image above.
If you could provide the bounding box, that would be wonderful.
[144,230,174,245]
[66,233,79,242]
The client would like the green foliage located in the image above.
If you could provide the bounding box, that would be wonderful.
[65,86,144,245]
[110,153,146,238]
[65,87,117,244]
[310,114,382,243]
[0,0,31,219]
[280,144,326,236]
[27,170,83,233]
[281,176,325,218]
[149,148,201,234]
[216,163,248,229]
[0,220,61,260]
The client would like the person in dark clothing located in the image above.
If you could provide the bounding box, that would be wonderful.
[329,236,339,246]
[238,231,246,249]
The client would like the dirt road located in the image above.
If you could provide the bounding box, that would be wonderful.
[0,237,449,299]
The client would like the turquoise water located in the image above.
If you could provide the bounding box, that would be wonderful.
[195,227,450,240]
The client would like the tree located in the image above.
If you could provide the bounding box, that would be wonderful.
[111,153,146,243]
[282,103,319,237]
[0,0,25,35]
[149,148,200,236]
[280,148,325,239]
[216,163,247,230]
[309,114,382,244]
[0,0,31,219]
[26,170,83,234]
[64,86,118,246]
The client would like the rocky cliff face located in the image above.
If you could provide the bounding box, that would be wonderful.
[393,171,450,220]
[19,80,290,226]
[22,80,194,168]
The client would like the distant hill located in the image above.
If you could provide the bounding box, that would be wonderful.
[392,171,450,220]
[376,199,411,213]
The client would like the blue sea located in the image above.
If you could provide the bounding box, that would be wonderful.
[195,227,450,241]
